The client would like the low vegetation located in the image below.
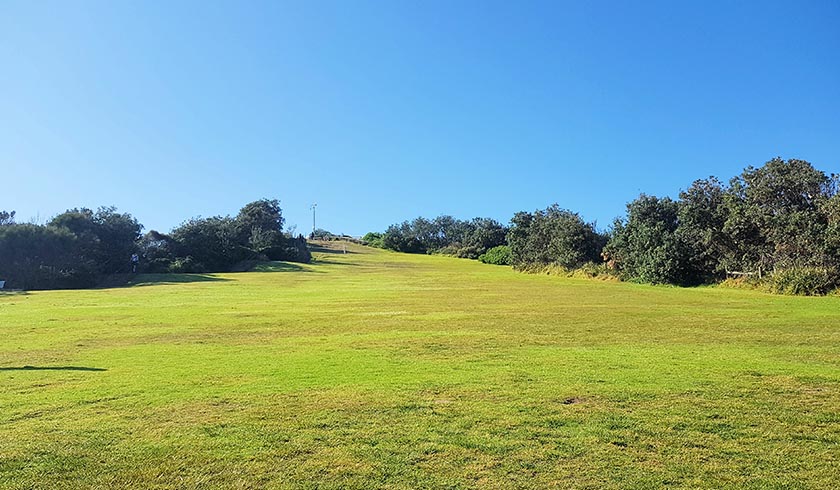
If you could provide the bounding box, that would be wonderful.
[3,157,837,295]
[1,242,837,487]
[378,216,507,259]
[371,157,840,295]
[0,199,309,290]
[477,245,512,265]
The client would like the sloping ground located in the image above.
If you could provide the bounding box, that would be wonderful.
[1,242,838,488]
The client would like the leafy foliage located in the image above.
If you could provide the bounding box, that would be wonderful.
[0,205,144,289]
[279,235,312,263]
[722,158,836,273]
[0,199,310,289]
[767,267,837,296]
[478,245,512,265]
[381,216,507,258]
[235,199,286,252]
[169,216,247,272]
[604,196,690,284]
[508,205,605,270]
[601,159,840,291]
[361,232,384,248]
[49,207,143,275]
[0,224,90,289]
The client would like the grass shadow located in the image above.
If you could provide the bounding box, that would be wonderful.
[250,262,317,273]
[0,366,107,372]
[309,243,357,255]
[311,259,360,267]
[127,274,232,287]
[0,290,28,296]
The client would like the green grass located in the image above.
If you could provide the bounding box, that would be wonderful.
[1,242,838,488]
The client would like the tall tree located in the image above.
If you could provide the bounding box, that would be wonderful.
[677,177,728,282]
[724,158,833,272]
[605,195,688,284]
[0,224,92,289]
[170,216,246,272]
[235,199,284,249]
[49,207,143,274]
[508,205,604,269]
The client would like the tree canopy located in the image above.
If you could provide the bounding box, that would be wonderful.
[0,199,310,289]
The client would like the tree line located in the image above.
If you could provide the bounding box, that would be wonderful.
[368,158,840,295]
[364,216,508,259]
[0,199,310,290]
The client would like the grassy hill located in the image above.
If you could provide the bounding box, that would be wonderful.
[1,241,838,488]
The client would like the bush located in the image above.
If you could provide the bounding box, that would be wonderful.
[569,262,618,280]
[169,256,202,273]
[718,276,762,291]
[311,228,336,240]
[280,235,312,263]
[381,216,507,257]
[767,267,838,296]
[604,195,690,285]
[0,223,97,289]
[362,232,384,248]
[478,245,512,265]
[508,206,605,269]
[145,258,173,273]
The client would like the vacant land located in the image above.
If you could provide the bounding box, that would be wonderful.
[1,242,838,488]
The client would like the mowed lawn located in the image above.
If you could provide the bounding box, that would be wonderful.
[1,242,838,489]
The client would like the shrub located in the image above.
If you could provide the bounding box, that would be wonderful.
[311,228,336,240]
[362,232,384,248]
[169,256,202,273]
[0,223,97,289]
[381,216,506,256]
[604,195,689,285]
[508,205,605,269]
[280,235,312,263]
[767,267,838,296]
[718,276,762,291]
[478,245,512,265]
[569,262,618,280]
[145,258,173,273]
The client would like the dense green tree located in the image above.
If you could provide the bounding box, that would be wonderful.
[380,215,507,257]
[605,195,689,284]
[508,205,604,269]
[138,230,178,273]
[820,192,840,266]
[723,158,835,274]
[1,199,310,288]
[361,232,384,248]
[49,207,143,274]
[0,224,93,289]
[459,218,507,259]
[382,221,426,253]
[235,199,285,252]
[478,245,512,265]
[170,216,248,272]
[283,235,312,263]
[676,177,728,282]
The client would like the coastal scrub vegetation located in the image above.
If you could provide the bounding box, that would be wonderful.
[372,157,840,295]
[0,199,309,289]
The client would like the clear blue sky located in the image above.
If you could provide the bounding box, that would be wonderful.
[2,1,838,235]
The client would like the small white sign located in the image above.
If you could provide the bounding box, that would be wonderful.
[0,281,5,289]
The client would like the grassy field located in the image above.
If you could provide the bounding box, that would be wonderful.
[1,242,838,489]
